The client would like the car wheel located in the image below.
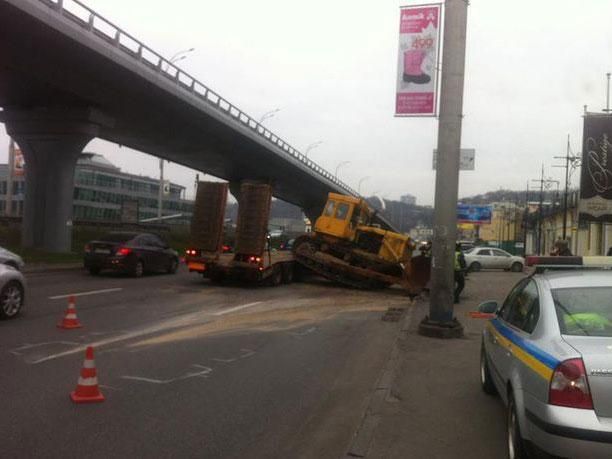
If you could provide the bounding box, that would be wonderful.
[511,262,523,273]
[132,260,144,278]
[480,344,497,395]
[89,267,101,276]
[507,394,527,459]
[167,258,179,274]
[470,261,482,272]
[0,280,24,319]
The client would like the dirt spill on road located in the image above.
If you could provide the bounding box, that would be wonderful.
[129,293,412,348]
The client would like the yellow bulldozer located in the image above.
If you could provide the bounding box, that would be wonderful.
[293,193,430,294]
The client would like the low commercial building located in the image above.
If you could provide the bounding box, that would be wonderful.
[525,192,612,256]
[0,152,194,225]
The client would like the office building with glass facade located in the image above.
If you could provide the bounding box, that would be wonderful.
[0,153,193,225]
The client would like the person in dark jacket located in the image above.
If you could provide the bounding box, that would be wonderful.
[454,243,466,303]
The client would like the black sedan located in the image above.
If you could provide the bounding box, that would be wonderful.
[84,232,179,277]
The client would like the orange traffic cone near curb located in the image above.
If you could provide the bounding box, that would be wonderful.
[57,295,82,329]
[70,346,105,404]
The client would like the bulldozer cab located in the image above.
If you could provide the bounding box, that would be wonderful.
[315,193,371,240]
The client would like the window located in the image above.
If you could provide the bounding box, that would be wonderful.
[499,279,528,321]
[323,200,336,217]
[335,203,350,220]
[502,280,540,333]
[477,249,492,256]
[492,249,510,257]
[552,287,612,337]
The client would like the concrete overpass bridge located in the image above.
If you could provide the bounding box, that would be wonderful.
[0,0,395,252]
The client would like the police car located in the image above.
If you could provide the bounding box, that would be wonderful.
[478,256,612,458]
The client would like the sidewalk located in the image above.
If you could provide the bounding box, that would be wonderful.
[352,271,524,458]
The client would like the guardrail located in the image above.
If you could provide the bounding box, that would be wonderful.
[39,0,358,196]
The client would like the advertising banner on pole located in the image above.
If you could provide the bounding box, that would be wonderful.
[395,4,442,117]
[578,114,612,222]
[457,204,492,225]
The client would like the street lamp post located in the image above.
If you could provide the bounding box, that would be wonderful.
[258,109,280,124]
[335,161,350,180]
[358,176,370,195]
[304,141,323,158]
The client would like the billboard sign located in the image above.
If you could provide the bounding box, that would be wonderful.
[433,148,475,170]
[395,4,442,117]
[457,204,492,225]
[579,115,612,222]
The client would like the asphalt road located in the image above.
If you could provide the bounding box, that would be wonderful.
[1,266,411,458]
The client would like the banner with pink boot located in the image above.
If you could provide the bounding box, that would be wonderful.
[395,4,442,116]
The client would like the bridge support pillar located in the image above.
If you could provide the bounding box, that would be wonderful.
[1,108,104,253]
[303,208,320,228]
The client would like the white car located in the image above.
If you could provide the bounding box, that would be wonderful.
[0,264,26,319]
[465,247,524,272]
[0,246,25,271]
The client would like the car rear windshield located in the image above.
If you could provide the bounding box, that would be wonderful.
[99,233,137,243]
[552,287,612,337]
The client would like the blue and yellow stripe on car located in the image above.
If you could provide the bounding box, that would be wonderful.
[487,319,559,381]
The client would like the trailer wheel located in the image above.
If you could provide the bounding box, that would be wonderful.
[281,263,294,284]
[270,265,283,287]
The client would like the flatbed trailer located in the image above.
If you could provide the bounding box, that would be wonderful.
[186,251,296,286]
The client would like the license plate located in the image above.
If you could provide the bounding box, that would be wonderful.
[94,248,111,254]
[188,262,205,272]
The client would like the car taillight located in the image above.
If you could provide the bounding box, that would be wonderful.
[549,358,593,409]
[116,247,132,256]
[84,244,91,253]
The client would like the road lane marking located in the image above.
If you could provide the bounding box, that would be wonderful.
[121,364,213,384]
[212,348,256,363]
[48,288,123,300]
[30,310,211,364]
[213,301,262,316]
[29,301,265,364]
[288,326,317,338]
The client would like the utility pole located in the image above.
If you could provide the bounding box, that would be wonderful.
[604,72,611,114]
[553,135,581,240]
[158,158,164,220]
[419,0,468,339]
[5,139,15,217]
[531,166,559,255]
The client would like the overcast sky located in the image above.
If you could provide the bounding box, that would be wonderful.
[1,0,611,205]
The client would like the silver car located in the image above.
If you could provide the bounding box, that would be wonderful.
[479,265,612,458]
[0,246,25,270]
[0,264,26,319]
[466,247,524,272]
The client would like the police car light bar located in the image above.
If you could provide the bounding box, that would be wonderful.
[526,256,612,271]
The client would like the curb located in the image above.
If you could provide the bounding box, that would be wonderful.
[23,264,83,274]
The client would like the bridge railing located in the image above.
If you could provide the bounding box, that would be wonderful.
[39,0,359,197]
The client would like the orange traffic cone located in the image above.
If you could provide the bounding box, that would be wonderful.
[70,346,105,404]
[57,295,82,329]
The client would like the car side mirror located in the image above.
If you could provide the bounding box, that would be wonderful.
[477,300,499,314]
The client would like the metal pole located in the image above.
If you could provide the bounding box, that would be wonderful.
[158,158,164,220]
[6,139,15,217]
[538,165,544,255]
[562,135,570,240]
[420,0,468,338]
[606,72,610,113]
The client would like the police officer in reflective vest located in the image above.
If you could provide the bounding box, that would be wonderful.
[454,243,466,303]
